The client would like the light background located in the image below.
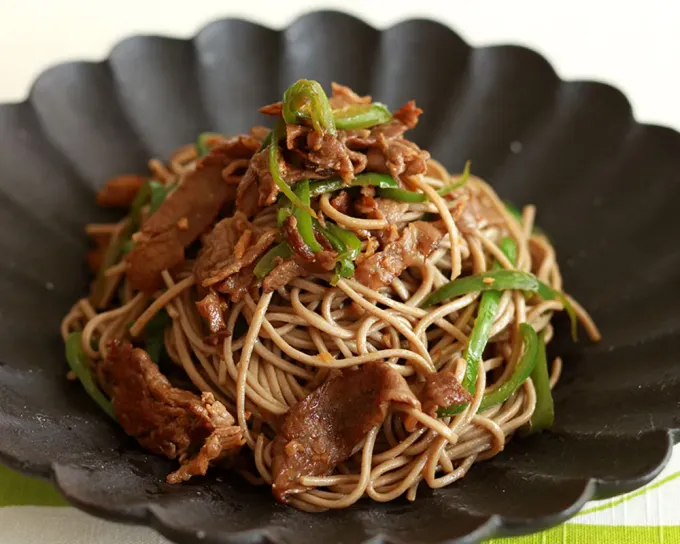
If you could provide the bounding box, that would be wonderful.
[1,1,679,132]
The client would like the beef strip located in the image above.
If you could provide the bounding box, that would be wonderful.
[217,263,256,302]
[305,131,355,182]
[196,292,226,334]
[126,156,233,292]
[271,361,419,501]
[166,393,246,484]
[262,257,308,293]
[330,190,352,215]
[354,221,444,289]
[194,212,277,292]
[96,174,147,208]
[281,216,337,270]
[418,371,472,418]
[328,82,371,109]
[101,341,244,481]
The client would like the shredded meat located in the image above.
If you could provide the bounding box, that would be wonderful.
[194,212,276,293]
[96,174,147,208]
[281,216,337,270]
[418,371,472,418]
[271,362,419,501]
[101,341,244,480]
[378,133,430,181]
[262,258,308,293]
[196,292,226,334]
[328,82,371,109]
[166,394,246,484]
[354,221,444,289]
[259,102,282,116]
[305,131,354,182]
[330,190,352,215]
[217,264,256,302]
[393,100,423,130]
[126,157,233,292]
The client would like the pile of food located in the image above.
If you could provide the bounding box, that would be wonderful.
[61,80,599,511]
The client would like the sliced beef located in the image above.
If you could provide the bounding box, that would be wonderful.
[96,174,147,208]
[330,190,352,215]
[271,361,419,501]
[418,371,472,418]
[166,393,246,484]
[328,82,371,109]
[210,135,261,161]
[305,131,354,182]
[262,258,308,293]
[392,100,423,130]
[217,263,256,302]
[126,156,233,292]
[354,221,444,289]
[281,216,337,270]
[259,102,282,116]
[378,134,430,181]
[196,292,226,334]
[101,341,244,479]
[194,212,277,291]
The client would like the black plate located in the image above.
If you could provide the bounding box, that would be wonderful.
[1,10,679,544]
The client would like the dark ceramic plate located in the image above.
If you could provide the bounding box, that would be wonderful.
[1,10,679,544]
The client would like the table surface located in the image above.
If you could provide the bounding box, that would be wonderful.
[1,2,679,543]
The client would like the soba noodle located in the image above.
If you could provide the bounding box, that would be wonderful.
[61,83,600,512]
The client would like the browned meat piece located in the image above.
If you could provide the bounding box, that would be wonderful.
[378,134,430,181]
[166,393,245,484]
[126,157,233,292]
[375,198,409,224]
[271,361,419,501]
[262,258,308,293]
[235,162,261,218]
[281,216,314,261]
[194,212,277,290]
[217,264,256,302]
[354,221,444,289]
[101,341,244,474]
[328,82,371,109]
[286,124,309,149]
[210,135,261,160]
[196,292,226,334]
[259,102,283,116]
[96,174,147,208]
[250,125,271,141]
[392,100,423,129]
[418,371,472,418]
[305,131,354,182]
[281,216,337,270]
[330,190,352,215]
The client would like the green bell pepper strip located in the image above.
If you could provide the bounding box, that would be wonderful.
[269,121,316,216]
[143,309,170,364]
[321,221,361,284]
[332,102,392,130]
[254,243,293,279]
[305,172,399,198]
[477,323,540,412]
[282,79,336,136]
[376,187,427,203]
[437,237,517,417]
[421,269,578,340]
[65,332,117,421]
[195,132,222,157]
[292,180,323,253]
[523,332,554,434]
[437,160,471,196]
